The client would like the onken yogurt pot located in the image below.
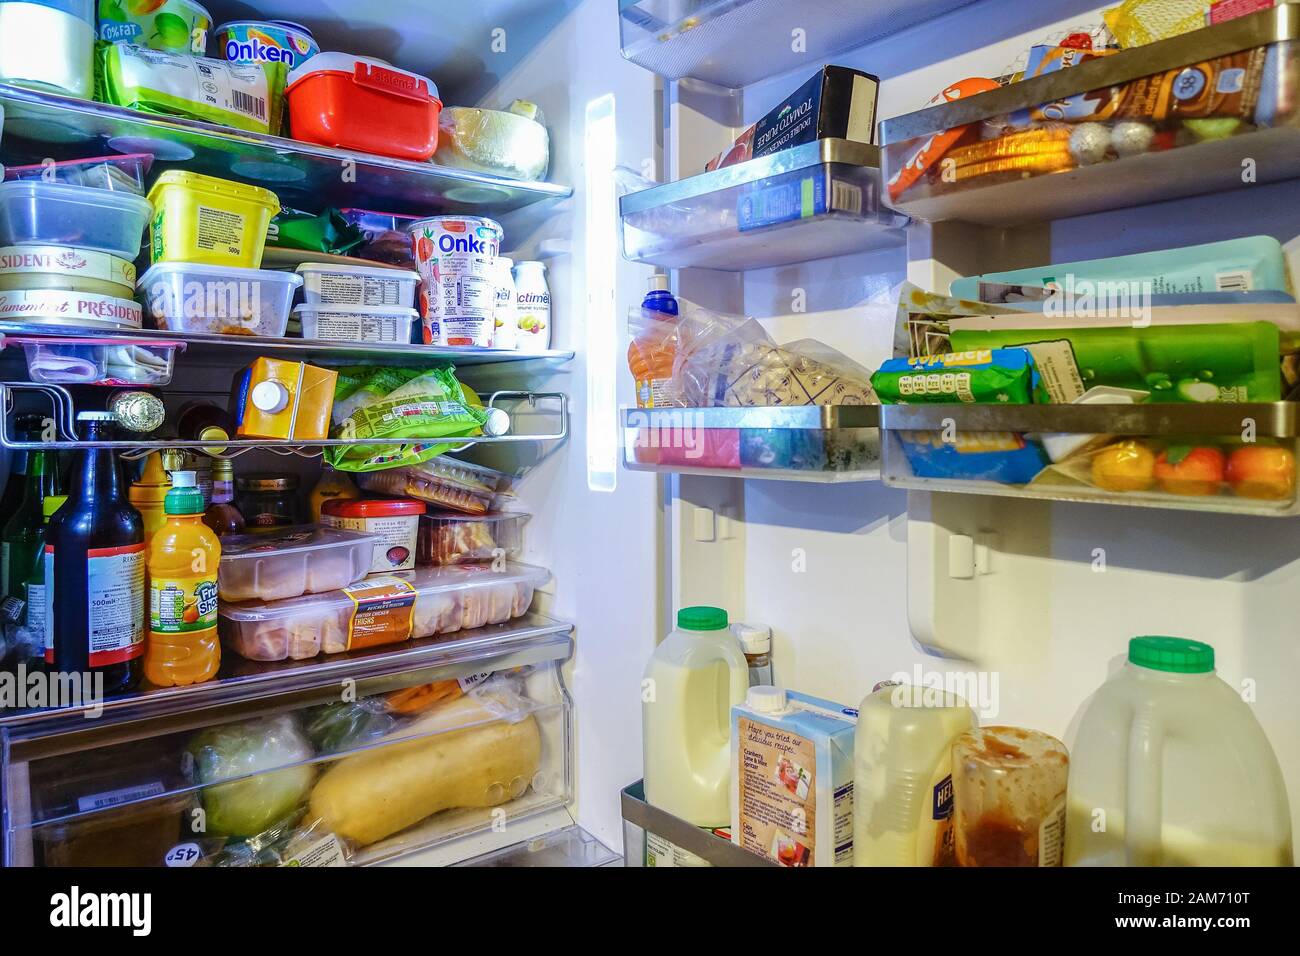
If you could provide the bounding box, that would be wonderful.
[0,288,142,329]
[408,215,503,347]
[0,245,136,297]
[214,19,319,71]
[321,497,425,573]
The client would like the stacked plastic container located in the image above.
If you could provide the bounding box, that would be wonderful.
[293,261,419,344]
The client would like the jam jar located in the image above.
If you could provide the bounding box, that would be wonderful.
[234,473,302,530]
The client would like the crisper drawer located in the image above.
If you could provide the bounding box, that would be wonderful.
[879,402,1300,516]
[1,622,573,868]
[877,4,1300,224]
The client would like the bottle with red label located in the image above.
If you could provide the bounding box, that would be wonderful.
[45,411,146,694]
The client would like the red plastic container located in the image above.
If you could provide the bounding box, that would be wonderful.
[286,54,443,161]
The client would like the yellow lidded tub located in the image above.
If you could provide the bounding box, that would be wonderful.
[147,171,280,269]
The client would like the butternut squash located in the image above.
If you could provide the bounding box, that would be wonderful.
[307,694,542,846]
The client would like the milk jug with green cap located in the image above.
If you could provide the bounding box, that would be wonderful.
[642,605,749,865]
[1066,636,1292,866]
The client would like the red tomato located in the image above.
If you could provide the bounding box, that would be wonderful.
[1226,445,1297,500]
[1153,446,1225,496]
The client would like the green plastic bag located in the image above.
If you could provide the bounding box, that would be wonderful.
[326,366,488,472]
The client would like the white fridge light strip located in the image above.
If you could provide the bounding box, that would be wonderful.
[585,92,619,494]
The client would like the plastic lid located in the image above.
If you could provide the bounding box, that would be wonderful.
[219,524,374,560]
[648,274,670,293]
[295,262,419,280]
[165,471,204,514]
[42,494,67,520]
[77,410,115,421]
[481,408,511,437]
[322,497,424,518]
[292,304,418,318]
[137,262,303,287]
[147,171,280,213]
[0,179,152,217]
[1128,636,1215,674]
[250,380,289,414]
[733,622,771,653]
[286,53,439,102]
[677,606,728,631]
[745,685,787,714]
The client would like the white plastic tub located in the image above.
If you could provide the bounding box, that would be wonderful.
[294,303,417,343]
[296,262,419,308]
[2,335,184,386]
[138,262,302,337]
[217,524,376,603]
[0,180,152,259]
[219,562,550,661]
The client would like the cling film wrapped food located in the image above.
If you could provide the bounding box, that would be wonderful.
[433,102,550,181]
[355,454,513,515]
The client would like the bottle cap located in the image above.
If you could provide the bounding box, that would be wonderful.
[76,410,116,421]
[745,685,787,714]
[250,380,289,414]
[732,622,770,654]
[164,471,205,515]
[171,470,197,489]
[481,408,511,437]
[649,273,670,293]
[42,494,67,521]
[198,424,230,455]
[1128,636,1215,674]
[677,605,727,632]
[212,458,235,480]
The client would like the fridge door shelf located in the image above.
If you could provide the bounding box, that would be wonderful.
[0,320,574,367]
[621,780,774,867]
[0,84,572,218]
[880,402,1300,516]
[878,4,1300,226]
[0,381,568,460]
[617,0,981,89]
[456,824,620,867]
[623,405,881,482]
[619,139,908,270]
[2,632,574,868]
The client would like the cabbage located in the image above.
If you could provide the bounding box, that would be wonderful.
[187,714,317,838]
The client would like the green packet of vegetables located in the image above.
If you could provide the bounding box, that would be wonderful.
[872,348,1039,404]
[95,42,286,136]
[326,366,488,472]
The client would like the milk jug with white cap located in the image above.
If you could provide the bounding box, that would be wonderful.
[854,682,976,866]
[642,605,749,865]
[1065,636,1293,867]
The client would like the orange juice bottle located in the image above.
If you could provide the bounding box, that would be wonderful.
[144,471,221,686]
[628,274,681,410]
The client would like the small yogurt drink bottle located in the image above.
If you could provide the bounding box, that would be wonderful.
[512,260,551,352]
[642,606,749,865]
[492,257,518,350]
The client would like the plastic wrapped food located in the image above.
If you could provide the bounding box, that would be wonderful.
[219,563,549,662]
[218,525,375,603]
[433,102,550,181]
[302,699,398,756]
[355,455,513,515]
[416,511,528,566]
[95,43,286,135]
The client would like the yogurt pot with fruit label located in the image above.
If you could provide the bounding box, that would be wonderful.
[97,0,212,55]
[408,216,503,348]
[214,19,319,71]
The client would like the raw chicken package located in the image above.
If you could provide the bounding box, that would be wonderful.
[219,563,550,661]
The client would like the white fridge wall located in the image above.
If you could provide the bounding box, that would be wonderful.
[666,0,1300,841]
[468,0,662,850]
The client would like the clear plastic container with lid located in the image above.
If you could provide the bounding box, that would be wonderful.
[416,510,528,566]
[218,562,549,661]
[0,0,95,98]
[1066,636,1293,867]
[2,154,154,195]
[2,335,184,386]
[951,726,1069,867]
[294,304,417,344]
[296,262,419,309]
[217,524,375,603]
[138,262,301,337]
[0,180,152,258]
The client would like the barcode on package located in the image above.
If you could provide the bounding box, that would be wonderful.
[232,90,267,121]
[77,782,166,813]
[1215,270,1253,292]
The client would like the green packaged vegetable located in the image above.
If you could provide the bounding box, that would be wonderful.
[327,366,489,472]
[95,42,286,135]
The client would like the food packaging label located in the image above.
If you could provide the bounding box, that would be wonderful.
[411,217,503,347]
[0,246,136,288]
[322,513,419,572]
[45,543,146,666]
[280,833,349,868]
[341,575,416,650]
[0,289,142,328]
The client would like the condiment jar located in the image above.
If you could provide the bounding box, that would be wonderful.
[234,473,301,530]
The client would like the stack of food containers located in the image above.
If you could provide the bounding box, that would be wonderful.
[137,170,301,337]
[0,155,152,331]
[293,262,419,344]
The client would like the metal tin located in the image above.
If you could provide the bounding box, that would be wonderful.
[0,245,135,297]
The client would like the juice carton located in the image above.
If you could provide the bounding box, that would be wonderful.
[232,357,336,440]
[730,686,857,866]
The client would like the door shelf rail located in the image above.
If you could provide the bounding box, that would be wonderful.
[0,382,568,459]
[620,780,774,867]
[0,322,576,367]
[0,84,572,217]
[877,3,1300,225]
[619,139,908,271]
[623,404,881,482]
[879,401,1300,516]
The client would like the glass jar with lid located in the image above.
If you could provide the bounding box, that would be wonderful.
[234,473,302,530]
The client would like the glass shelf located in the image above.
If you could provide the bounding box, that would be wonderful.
[878,4,1300,225]
[879,402,1300,516]
[617,0,981,89]
[0,321,575,368]
[620,139,907,270]
[624,404,881,482]
[0,84,572,218]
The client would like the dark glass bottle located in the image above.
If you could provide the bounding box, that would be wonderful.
[0,415,42,556]
[203,458,246,536]
[46,412,146,694]
[1,438,63,605]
